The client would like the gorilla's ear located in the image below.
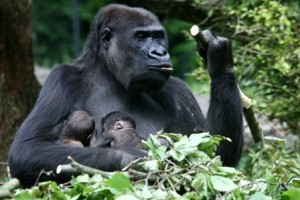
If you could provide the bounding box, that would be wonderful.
[101,28,112,49]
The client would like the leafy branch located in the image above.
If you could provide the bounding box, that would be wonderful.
[4,133,300,199]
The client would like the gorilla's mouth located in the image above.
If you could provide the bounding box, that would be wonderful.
[148,64,173,72]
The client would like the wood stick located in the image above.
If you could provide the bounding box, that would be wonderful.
[57,156,158,181]
[239,87,263,143]
[57,156,115,178]
[0,178,20,199]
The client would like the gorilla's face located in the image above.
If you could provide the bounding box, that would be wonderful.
[101,8,173,91]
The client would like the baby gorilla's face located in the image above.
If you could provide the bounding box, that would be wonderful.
[115,120,124,129]
[90,119,141,149]
[113,119,134,130]
[105,119,139,148]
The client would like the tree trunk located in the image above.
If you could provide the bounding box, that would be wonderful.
[0,0,40,178]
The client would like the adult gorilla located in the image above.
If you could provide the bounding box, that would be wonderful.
[9,4,243,187]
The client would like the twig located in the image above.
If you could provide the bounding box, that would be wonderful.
[0,190,11,199]
[238,86,263,143]
[166,174,177,192]
[34,170,54,187]
[57,156,115,178]
[222,179,268,197]
[57,156,159,181]
[56,164,79,175]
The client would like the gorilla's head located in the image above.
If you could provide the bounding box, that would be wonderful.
[86,4,173,91]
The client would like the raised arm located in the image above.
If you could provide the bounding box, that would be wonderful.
[199,30,244,167]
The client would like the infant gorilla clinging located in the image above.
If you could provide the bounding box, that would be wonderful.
[90,111,143,149]
[58,111,143,149]
[58,110,95,147]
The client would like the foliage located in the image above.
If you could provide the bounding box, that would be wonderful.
[225,0,300,134]
[2,133,299,199]
[190,0,300,134]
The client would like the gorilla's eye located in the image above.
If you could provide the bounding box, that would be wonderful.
[154,32,164,40]
[135,32,148,41]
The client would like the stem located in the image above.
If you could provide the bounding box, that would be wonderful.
[56,156,115,178]
[57,156,159,181]
[238,87,263,143]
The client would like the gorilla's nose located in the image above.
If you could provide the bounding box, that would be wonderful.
[148,46,170,61]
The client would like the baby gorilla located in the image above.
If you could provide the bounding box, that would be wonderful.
[58,110,95,147]
[90,111,142,149]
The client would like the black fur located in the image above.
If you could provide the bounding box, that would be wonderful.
[58,110,95,147]
[90,111,142,149]
[8,4,243,187]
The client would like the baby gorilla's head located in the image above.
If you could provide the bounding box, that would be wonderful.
[59,110,95,147]
[90,111,142,148]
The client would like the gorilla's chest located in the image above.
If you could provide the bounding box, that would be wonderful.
[80,86,170,140]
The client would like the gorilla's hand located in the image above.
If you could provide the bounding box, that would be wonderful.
[117,147,147,168]
[196,30,233,78]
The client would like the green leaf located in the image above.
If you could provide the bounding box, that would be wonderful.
[187,151,211,164]
[173,135,189,149]
[178,146,198,157]
[192,173,209,197]
[285,159,300,169]
[138,160,160,171]
[51,189,67,200]
[70,194,81,200]
[91,174,103,183]
[169,149,185,161]
[281,189,300,200]
[135,185,153,199]
[75,174,90,183]
[104,173,132,195]
[14,191,32,200]
[291,178,300,188]
[158,132,184,145]
[187,133,211,147]
[210,175,238,192]
[152,189,169,200]
[218,166,237,174]
[147,134,166,161]
[264,136,286,147]
[250,192,272,200]
[192,174,205,189]
[115,194,139,200]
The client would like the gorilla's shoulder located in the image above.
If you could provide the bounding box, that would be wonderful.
[45,65,82,85]
[49,64,81,78]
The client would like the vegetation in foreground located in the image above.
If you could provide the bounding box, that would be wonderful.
[1,132,299,199]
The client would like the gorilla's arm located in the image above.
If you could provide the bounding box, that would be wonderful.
[166,31,243,167]
[205,70,243,166]
[201,31,243,167]
[163,73,242,167]
[8,66,144,187]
